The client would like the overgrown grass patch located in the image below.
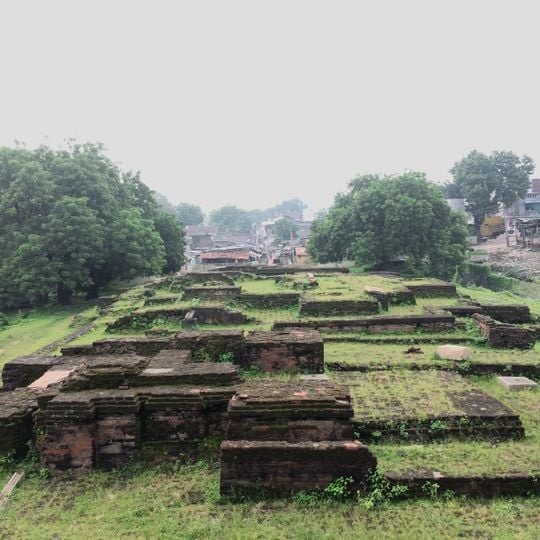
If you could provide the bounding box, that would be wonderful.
[0,304,95,370]
[325,341,540,367]
[373,376,539,476]
[0,460,538,539]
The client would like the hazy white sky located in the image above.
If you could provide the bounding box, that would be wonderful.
[1,0,538,213]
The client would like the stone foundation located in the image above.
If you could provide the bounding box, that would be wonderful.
[226,380,353,441]
[182,286,241,301]
[2,355,63,390]
[0,389,39,457]
[273,314,455,333]
[403,283,457,297]
[480,304,532,324]
[473,314,535,349]
[242,331,324,373]
[220,440,376,496]
[106,306,249,331]
[299,298,380,317]
[238,292,300,308]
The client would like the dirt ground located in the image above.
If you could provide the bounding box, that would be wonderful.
[473,237,540,280]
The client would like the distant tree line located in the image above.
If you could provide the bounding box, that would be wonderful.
[0,143,185,308]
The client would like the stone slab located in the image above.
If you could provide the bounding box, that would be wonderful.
[436,345,472,361]
[28,369,75,389]
[496,376,538,392]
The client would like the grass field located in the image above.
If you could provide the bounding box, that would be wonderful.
[373,377,539,476]
[0,460,538,539]
[1,274,539,538]
[325,342,540,367]
[0,304,96,371]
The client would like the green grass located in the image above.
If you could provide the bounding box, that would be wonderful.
[331,371,479,420]
[0,304,95,370]
[373,377,539,476]
[0,461,538,539]
[324,342,540,367]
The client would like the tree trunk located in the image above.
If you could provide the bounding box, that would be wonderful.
[57,283,73,305]
[474,214,485,244]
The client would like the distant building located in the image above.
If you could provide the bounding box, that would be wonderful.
[186,226,217,249]
[199,247,257,265]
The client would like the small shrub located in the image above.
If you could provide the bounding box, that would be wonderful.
[358,469,409,509]
[0,312,9,328]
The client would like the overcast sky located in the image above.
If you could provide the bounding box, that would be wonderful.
[1,1,538,214]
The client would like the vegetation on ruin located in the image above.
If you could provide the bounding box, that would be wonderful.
[0,458,538,539]
[307,172,469,279]
[373,377,539,476]
[0,143,185,310]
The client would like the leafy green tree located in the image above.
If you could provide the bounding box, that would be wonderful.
[272,217,299,244]
[154,212,186,273]
[175,202,204,226]
[450,150,534,239]
[44,196,105,304]
[0,143,185,308]
[210,205,253,233]
[307,172,468,279]
[106,209,166,280]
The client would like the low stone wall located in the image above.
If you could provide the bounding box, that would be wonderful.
[273,314,455,333]
[143,295,181,306]
[299,298,380,317]
[0,388,38,457]
[226,380,353,441]
[62,337,172,357]
[238,292,300,308]
[171,330,246,362]
[220,440,376,496]
[106,306,249,331]
[403,283,458,297]
[439,305,483,317]
[480,304,532,324]
[242,330,324,373]
[182,286,241,301]
[386,472,540,497]
[181,272,235,286]
[2,355,63,390]
[473,314,535,349]
[389,288,417,305]
[326,361,540,378]
[40,386,237,474]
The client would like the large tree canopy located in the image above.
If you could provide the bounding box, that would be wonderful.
[450,150,534,239]
[307,172,468,279]
[0,143,185,308]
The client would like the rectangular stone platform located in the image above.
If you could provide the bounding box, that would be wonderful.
[334,371,524,441]
[220,440,376,496]
[226,380,353,442]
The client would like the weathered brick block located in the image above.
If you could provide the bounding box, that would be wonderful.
[2,355,63,390]
[220,440,377,496]
[242,330,324,373]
